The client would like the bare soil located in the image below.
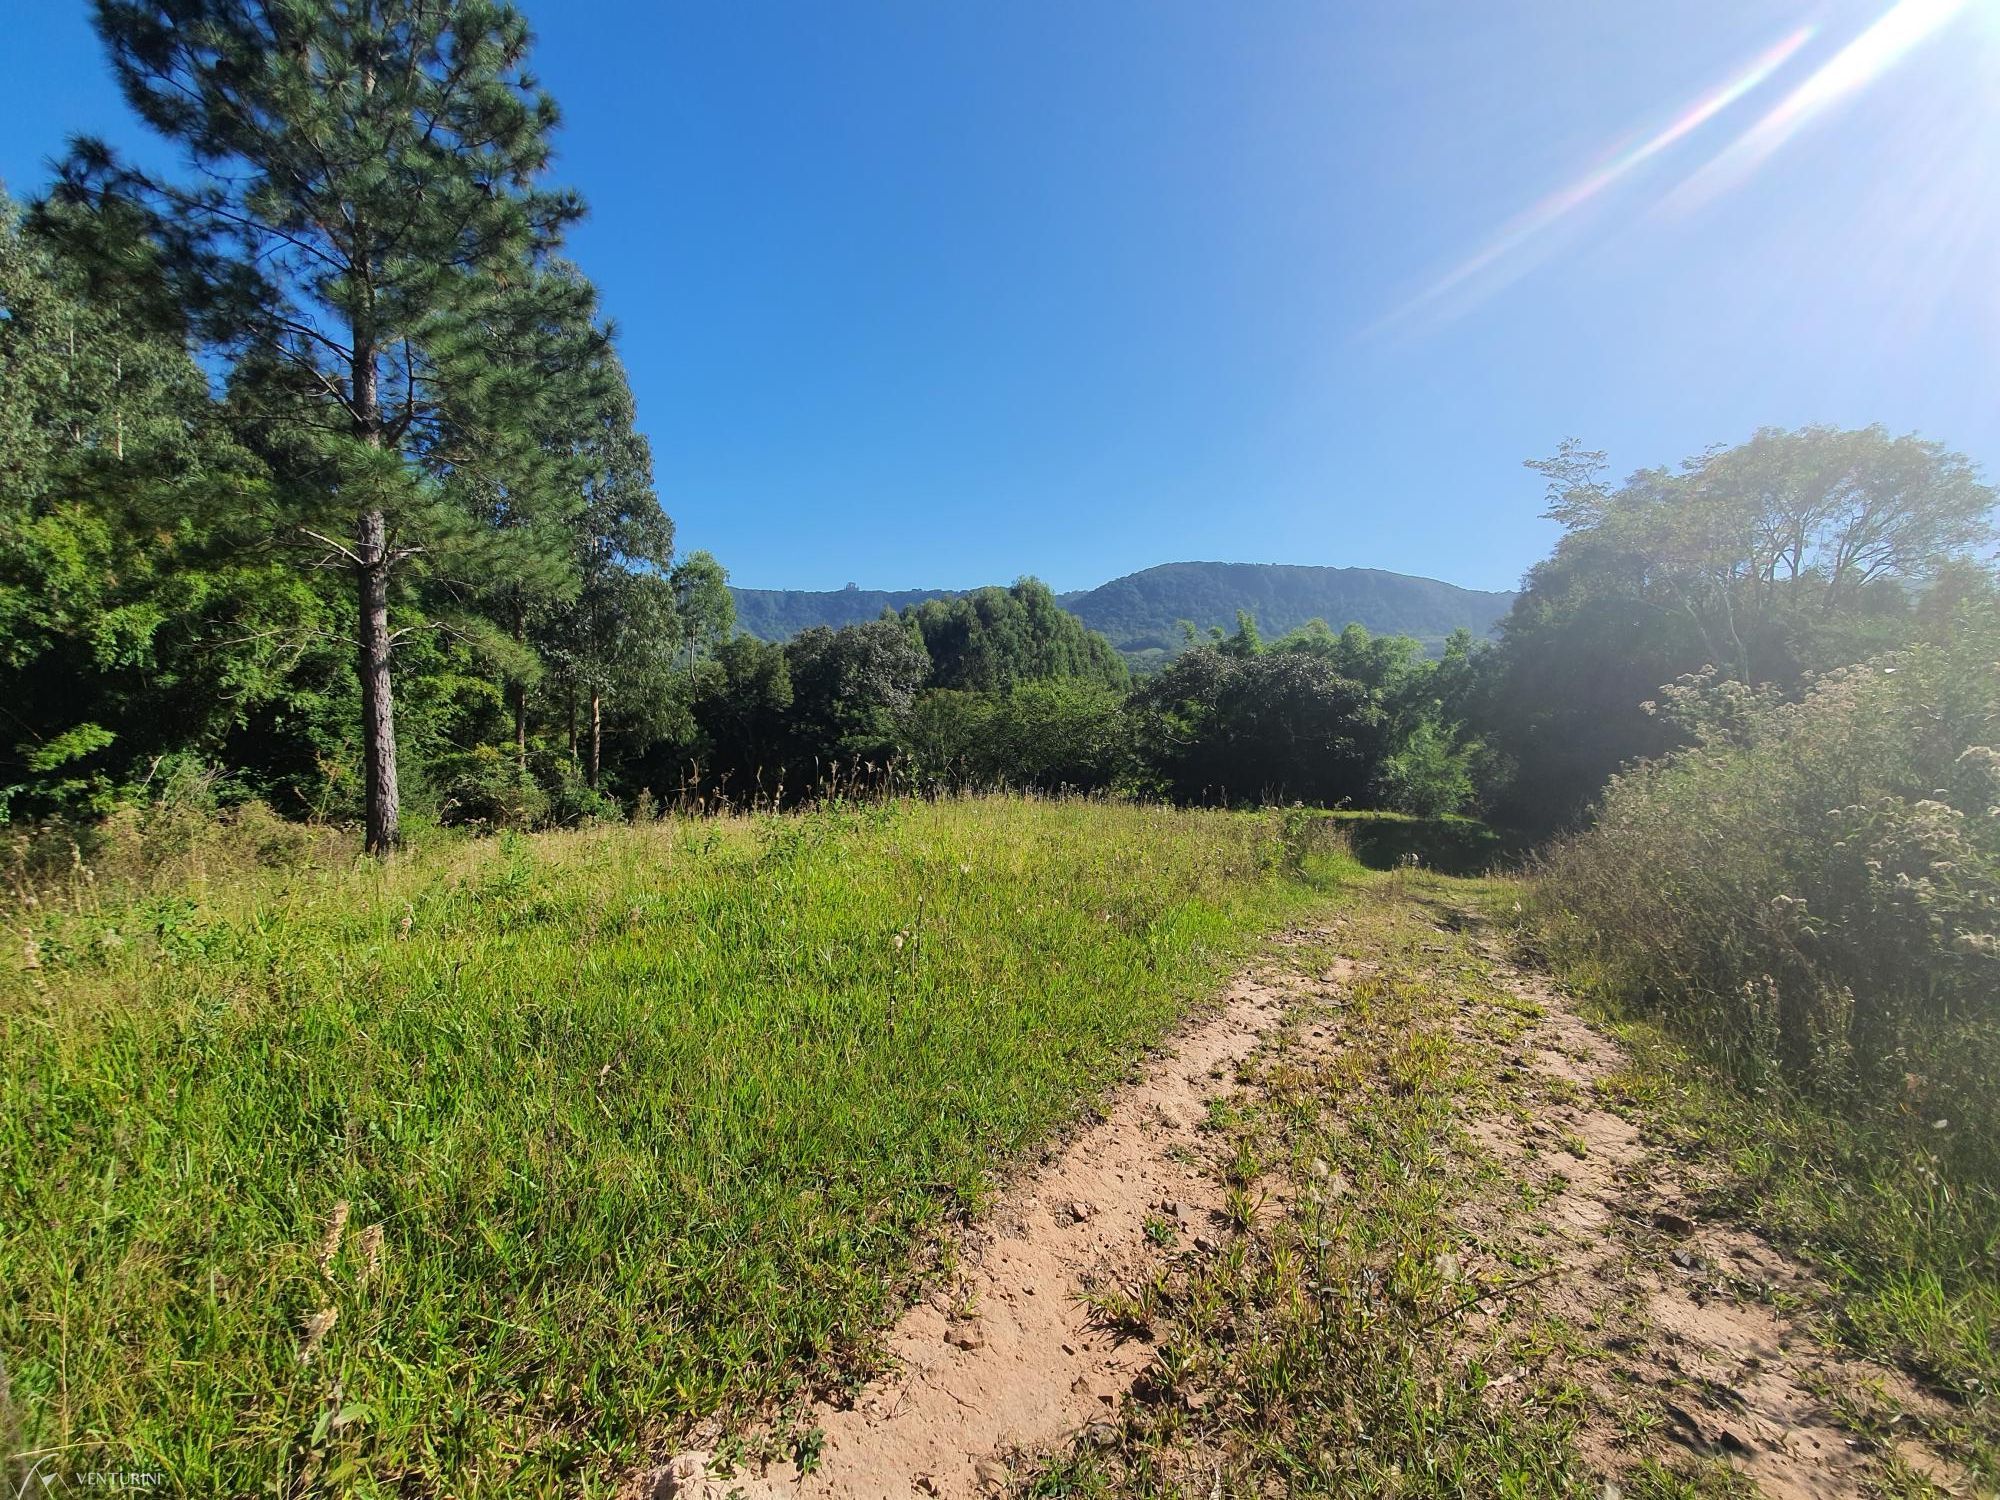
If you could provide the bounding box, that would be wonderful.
[1465,949,1973,1498]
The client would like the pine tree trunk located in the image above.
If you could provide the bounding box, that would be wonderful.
[352,325,399,855]
[513,603,528,766]
[357,507,400,854]
[589,690,602,789]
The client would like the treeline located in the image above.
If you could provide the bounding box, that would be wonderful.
[0,1,739,851]
[663,603,1489,815]
[1476,428,1995,829]
[3,3,1997,851]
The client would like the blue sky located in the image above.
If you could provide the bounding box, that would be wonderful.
[5,1,1997,595]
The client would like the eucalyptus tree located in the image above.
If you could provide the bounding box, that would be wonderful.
[64,0,592,850]
[668,551,735,669]
[540,351,677,788]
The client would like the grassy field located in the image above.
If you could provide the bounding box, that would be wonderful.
[0,796,1353,1497]
[1030,872,1599,1499]
[1029,872,1989,1499]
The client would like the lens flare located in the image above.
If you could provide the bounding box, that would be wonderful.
[1376,25,1815,331]
[1666,0,1972,212]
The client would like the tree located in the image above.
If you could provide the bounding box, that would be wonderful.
[782,620,930,775]
[0,192,328,818]
[1128,644,1381,806]
[1487,427,1996,828]
[669,550,734,669]
[65,0,591,851]
[688,634,792,795]
[555,352,674,789]
[903,579,1127,692]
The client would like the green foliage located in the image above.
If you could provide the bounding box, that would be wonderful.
[58,0,624,849]
[1486,428,1996,828]
[903,680,1133,793]
[1123,618,1482,814]
[1537,600,2000,1108]
[669,551,735,663]
[903,578,1127,692]
[429,742,549,830]
[0,194,336,819]
[782,618,933,767]
[0,797,1350,1495]
[1534,598,2000,1394]
[659,587,1131,801]
[1372,718,1479,818]
[1129,642,1380,804]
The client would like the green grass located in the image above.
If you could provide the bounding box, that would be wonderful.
[1028,873,1604,1499]
[1585,1011,2000,1474]
[0,796,1354,1497]
[1027,872,1957,1499]
[1522,863,2000,1485]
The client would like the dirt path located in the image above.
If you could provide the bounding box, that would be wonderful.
[652,966,1306,1500]
[645,888,1979,1499]
[1458,936,1971,1499]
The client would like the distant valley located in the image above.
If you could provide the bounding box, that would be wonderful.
[731,561,1517,665]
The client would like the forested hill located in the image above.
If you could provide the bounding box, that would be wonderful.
[731,563,1514,661]
[1061,563,1515,660]
[731,585,968,639]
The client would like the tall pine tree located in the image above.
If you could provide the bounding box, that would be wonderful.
[65,0,590,850]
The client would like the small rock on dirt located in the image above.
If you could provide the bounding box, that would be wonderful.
[1652,1207,1696,1237]
[947,1321,986,1350]
[974,1458,1010,1493]
[1067,1200,1097,1223]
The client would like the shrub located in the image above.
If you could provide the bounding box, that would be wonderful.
[1535,603,2000,1142]
[431,744,548,830]
[1371,717,1480,818]
[1,797,353,905]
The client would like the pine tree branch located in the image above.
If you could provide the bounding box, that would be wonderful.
[298,527,364,565]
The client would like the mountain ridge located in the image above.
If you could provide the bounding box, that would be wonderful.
[730,561,1517,663]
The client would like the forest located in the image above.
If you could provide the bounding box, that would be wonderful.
[6,3,2000,1498]
[6,145,1990,844]
[0,5,1988,844]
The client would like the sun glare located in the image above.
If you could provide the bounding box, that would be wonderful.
[1665,0,1974,211]
[1378,0,1996,336]
[1374,27,1814,333]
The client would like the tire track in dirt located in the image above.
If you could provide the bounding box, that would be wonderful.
[646,955,1325,1499]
